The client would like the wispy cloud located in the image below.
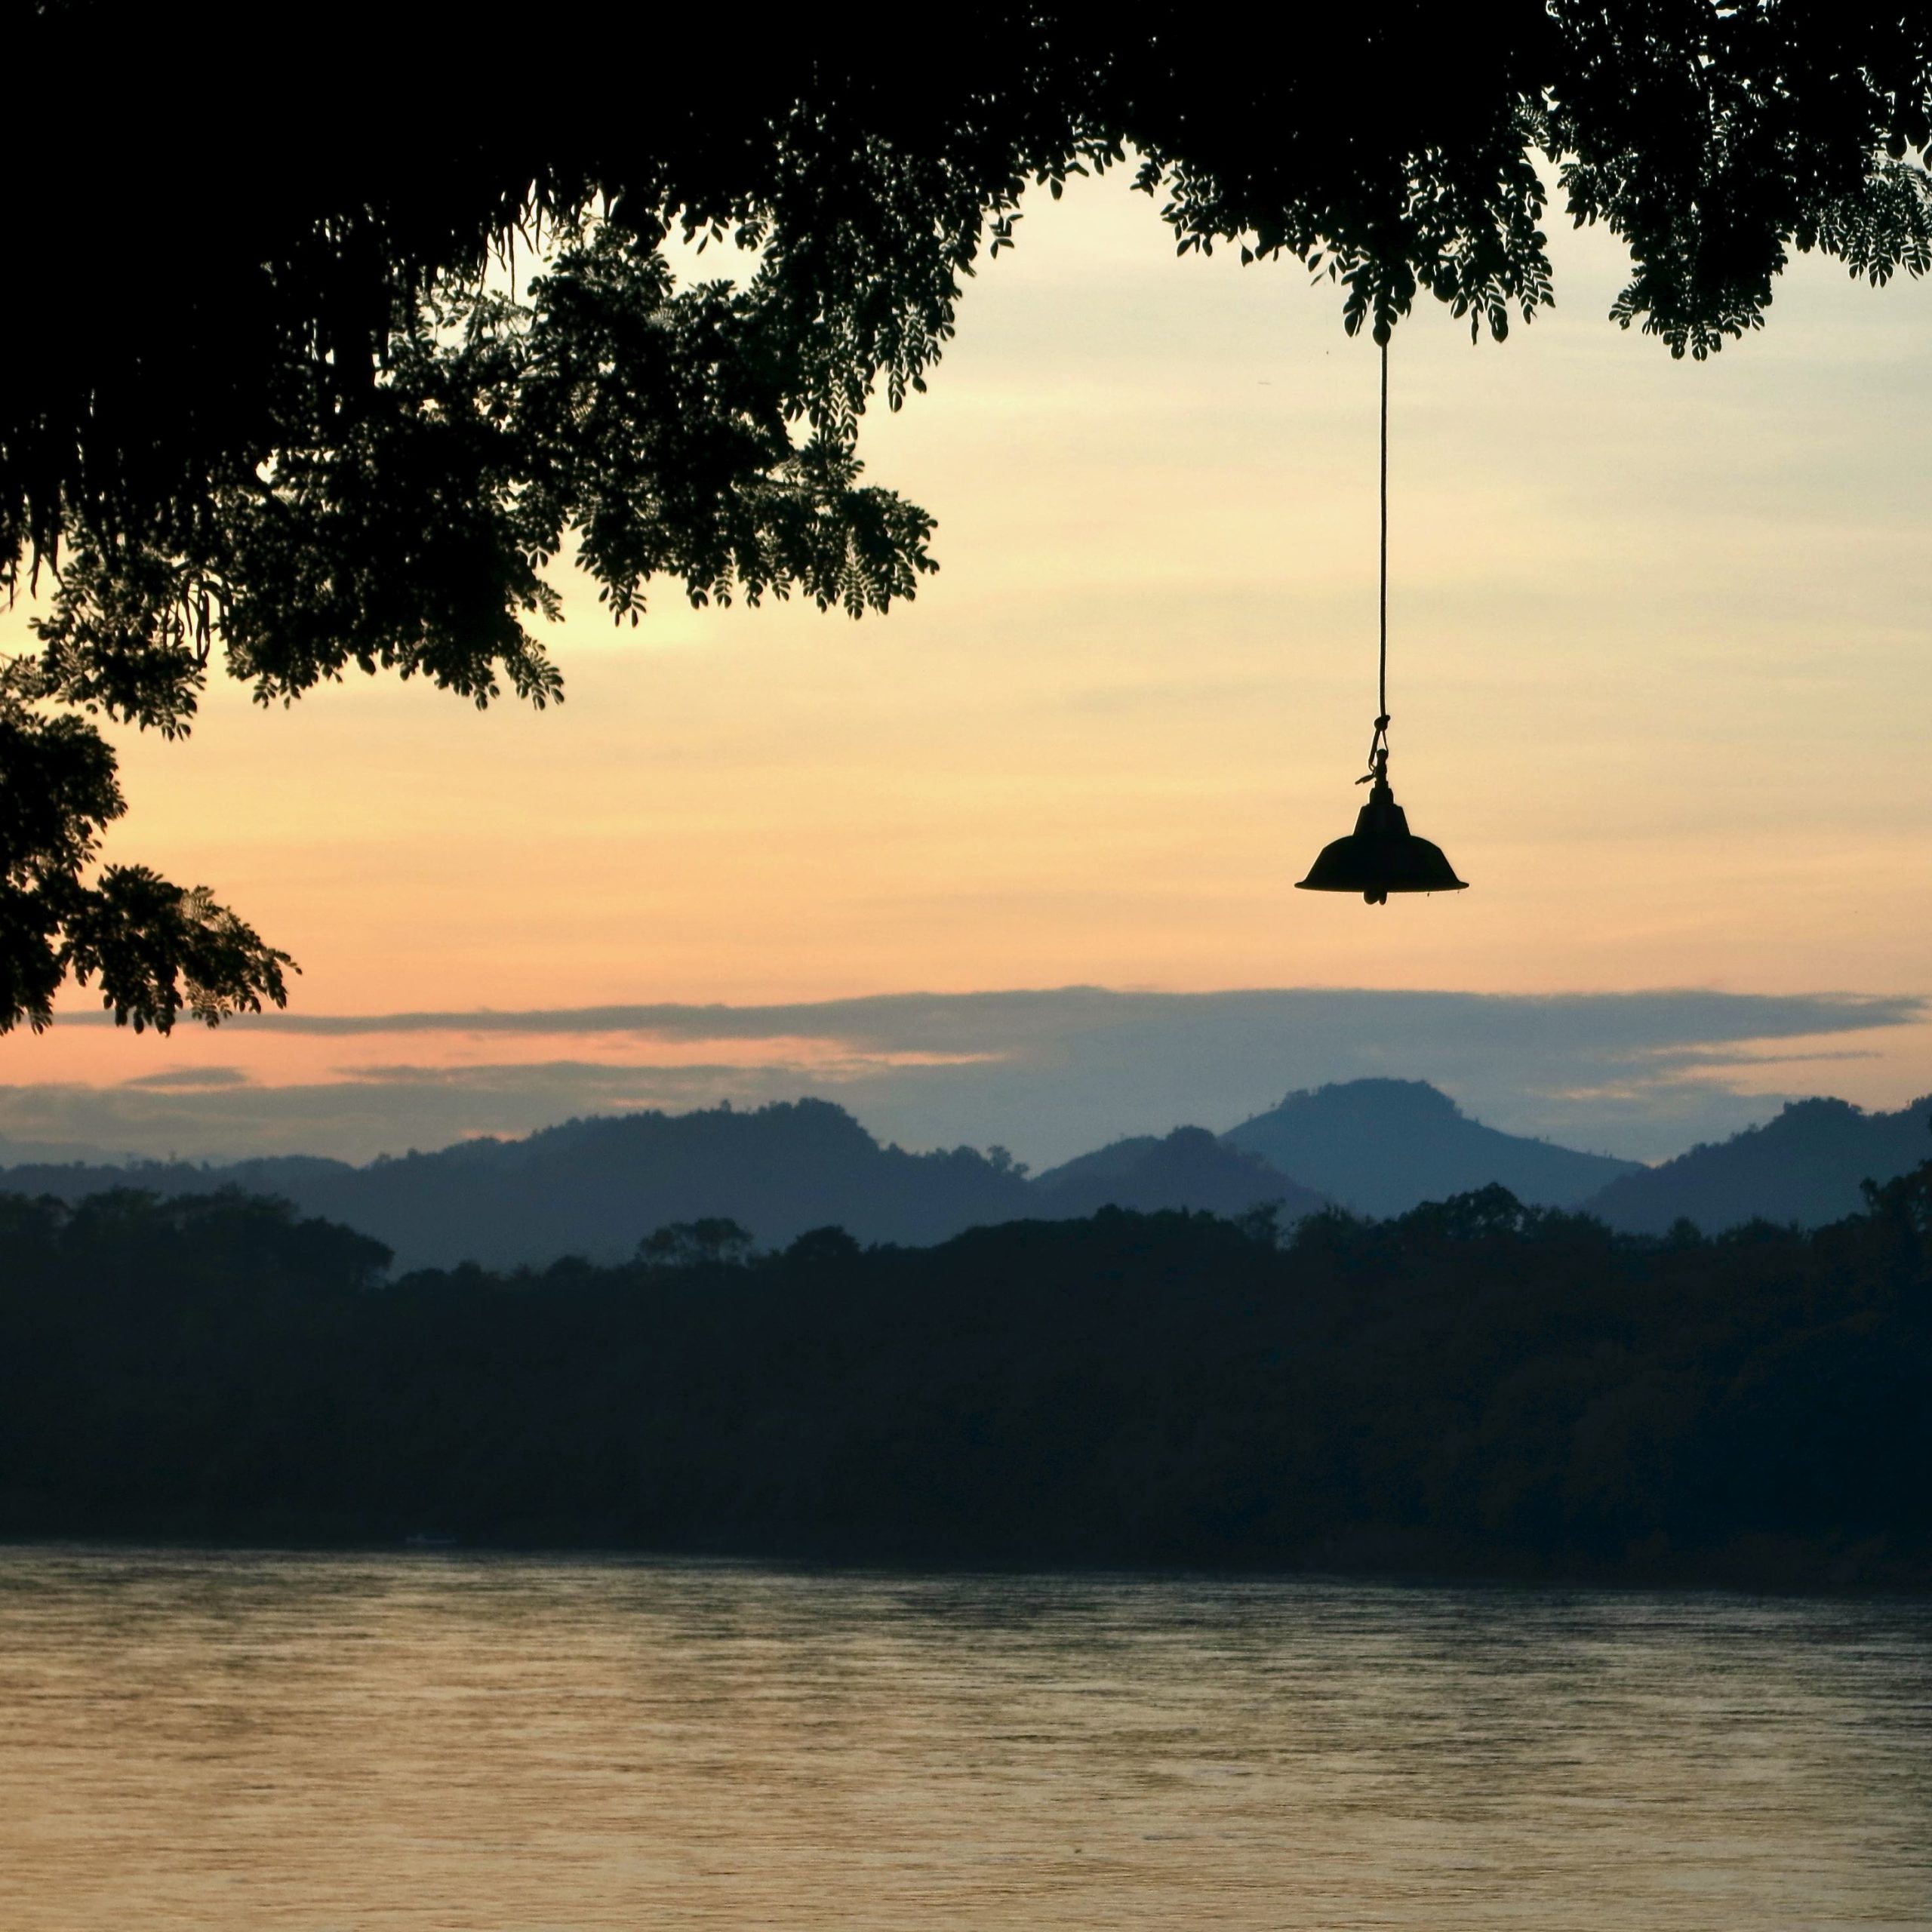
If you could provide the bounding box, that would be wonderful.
[8,986,1924,1168]
[63,983,1923,1052]
[120,1066,256,1091]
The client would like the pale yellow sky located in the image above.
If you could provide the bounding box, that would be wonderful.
[5,170,1930,1154]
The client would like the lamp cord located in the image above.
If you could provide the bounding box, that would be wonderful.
[1359,334,1392,788]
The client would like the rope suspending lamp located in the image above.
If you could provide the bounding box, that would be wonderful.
[1297,336,1467,905]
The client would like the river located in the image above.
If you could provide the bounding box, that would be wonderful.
[2,1547,1927,1928]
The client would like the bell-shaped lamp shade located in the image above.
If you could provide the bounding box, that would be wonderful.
[1297,777,1467,906]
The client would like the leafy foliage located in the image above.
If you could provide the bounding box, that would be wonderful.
[0,664,291,1031]
[5,5,1932,1025]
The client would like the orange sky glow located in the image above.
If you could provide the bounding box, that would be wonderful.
[4,173,1930,1158]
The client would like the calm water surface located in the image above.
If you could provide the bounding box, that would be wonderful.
[1,1547,1927,1930]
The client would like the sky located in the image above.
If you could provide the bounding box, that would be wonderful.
[4,170,1930,1166]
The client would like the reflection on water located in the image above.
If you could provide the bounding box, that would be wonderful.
[0,1549,1927,1930]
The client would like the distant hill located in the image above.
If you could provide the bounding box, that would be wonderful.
[1032,1126,1324,1221]
[0,1106,1329,1270]
[22,1079,1921,1262]
[1223,1078,1640,1218]
[1583,1094,1932,1234]
[0,1100,1035,1271]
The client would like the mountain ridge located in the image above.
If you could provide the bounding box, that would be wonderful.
[1583,1092,1932,1232]
[8,1077,1928,1266]
[1223,1078,1640,1217]
[0,1100,1321,1271]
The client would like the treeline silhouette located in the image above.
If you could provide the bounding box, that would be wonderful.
[3,1173,1928,1589]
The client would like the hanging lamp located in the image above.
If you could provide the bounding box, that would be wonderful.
[1297,335,1467,906]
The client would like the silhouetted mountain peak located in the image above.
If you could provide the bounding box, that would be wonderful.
[466,1097,881,1171]
[1225,1078,1638,1218]
[1272,1078,1466,1124]
[1032,1126,1324,1220]
[1759,1095,1873,1137]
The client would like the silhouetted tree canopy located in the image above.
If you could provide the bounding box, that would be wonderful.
[6,3,1931,1027]
[4,1170,1930,1584]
